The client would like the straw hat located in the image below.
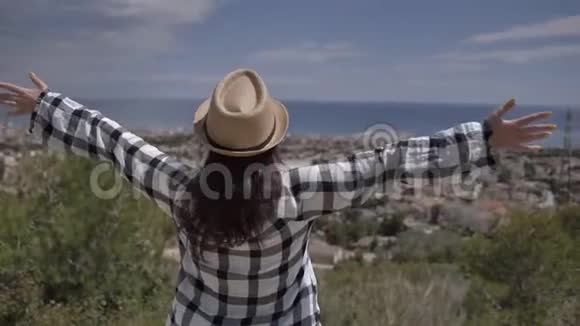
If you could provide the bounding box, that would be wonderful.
[193,69,289,157]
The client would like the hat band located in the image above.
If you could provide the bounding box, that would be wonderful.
[205,118,277,152]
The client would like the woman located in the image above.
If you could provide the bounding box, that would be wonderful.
[0,69,555,325]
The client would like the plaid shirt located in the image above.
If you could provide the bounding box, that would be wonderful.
[29,91,496,326]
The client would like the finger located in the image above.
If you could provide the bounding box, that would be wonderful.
[0,99,17,107]
[493,98,516,118]
[514,112,552,126]
[0,82,28,95]
[0,93,17,101]
[29,72,48,90]
[513,144,542,152]
[520,124,558,133]
[519,132,552,142]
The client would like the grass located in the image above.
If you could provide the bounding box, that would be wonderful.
[318,261,469,326]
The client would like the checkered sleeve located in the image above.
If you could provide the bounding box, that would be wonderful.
[28,90,194,217]
[286,121,496,221]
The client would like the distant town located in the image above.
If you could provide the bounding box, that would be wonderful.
[2,124,580,269]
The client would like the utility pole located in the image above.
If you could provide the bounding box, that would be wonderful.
[563,109,573,204]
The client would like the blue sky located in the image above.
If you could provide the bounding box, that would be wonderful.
[2,0,580,105]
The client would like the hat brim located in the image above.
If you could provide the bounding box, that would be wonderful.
[193,97,289,157]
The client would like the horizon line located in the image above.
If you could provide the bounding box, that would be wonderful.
[77,97,578,109]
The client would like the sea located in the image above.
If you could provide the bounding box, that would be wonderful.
[10,99,580,147]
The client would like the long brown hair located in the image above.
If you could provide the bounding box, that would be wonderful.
[177,148,283,259]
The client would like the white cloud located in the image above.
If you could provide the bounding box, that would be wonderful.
[101,0,219,24]
[249,42,361,64]
[438,44,580,64]
[94,0,221,51]
[0,1,225,97]
[467,15,580,44]
[2,0,222,54]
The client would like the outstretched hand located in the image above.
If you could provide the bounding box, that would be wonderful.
[487,99,556,152]
[0,72,48,117]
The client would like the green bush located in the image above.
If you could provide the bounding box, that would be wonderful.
[559,205,580,240]
[460,207,580,326]
[392,229,464,263]
[377,212,406,236]
[325,218,379,247]
[0,155,176,325]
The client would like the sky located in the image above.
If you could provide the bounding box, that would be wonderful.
[1,0,580,105]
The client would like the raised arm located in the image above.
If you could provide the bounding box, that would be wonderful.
[0,73,195,217]
[284,100,555,221]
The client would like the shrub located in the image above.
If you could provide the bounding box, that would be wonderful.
[391,229,464,263]
[0,155,176,325]
[559,205,580,240]
[377,212,406,236]
[324,218,379,247]
[460,207,580,325]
